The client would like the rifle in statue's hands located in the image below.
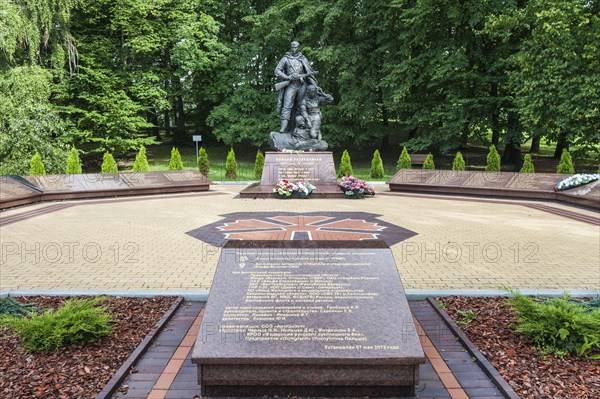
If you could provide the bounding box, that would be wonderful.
[275,71,318,91]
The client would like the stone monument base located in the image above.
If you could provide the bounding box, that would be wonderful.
[240,151,343,198]
[192,240,425,397]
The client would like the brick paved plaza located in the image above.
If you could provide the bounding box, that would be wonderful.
[1,185,598,294]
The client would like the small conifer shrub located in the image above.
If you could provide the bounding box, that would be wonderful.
[397,147,411,171]
[132,145,149,172]
[225,147,237,179]
[556,149,575,174]
[452,151,465,171]
[520,154,535,173]
[254,150,265,179]
[101,152,118,173]
[30,152,46,176]
[168,147,184,170]
[66,146,82,174]
[370,150,385,179]
[422,153,435,170]
[486,145,501,172]
[198,147,209,176]
[338,150,353,177]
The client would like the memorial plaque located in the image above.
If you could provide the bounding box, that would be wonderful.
[192,240,424,397]
[0,176,42,209]
[260,151,337,186]
[387,170,579,201]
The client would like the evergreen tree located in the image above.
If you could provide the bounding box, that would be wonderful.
[520,154,535,173]
[254,150,264,179]
[397,148,411,171]
[66,146,82,174]
[225,147,237,179]
[338,150,353,177]
[422,153,435,170]
[452,151,466,171]
[198,147,209,177]
[556,149,575,174]
[29,152,46,176]
[101,152,118,173]
[370,150,385,179]
[486,145,501,172]
[168,147,184,170]
[133,145,149,172]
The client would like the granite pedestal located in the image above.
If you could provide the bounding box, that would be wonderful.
[192,240,425,397]
[240,151,342,198]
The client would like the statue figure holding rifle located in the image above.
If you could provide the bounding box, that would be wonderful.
[270,41,333,151]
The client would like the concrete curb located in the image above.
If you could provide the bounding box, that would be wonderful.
[95,297,184,399]
[0,289,210,302]
[2,288,598,301]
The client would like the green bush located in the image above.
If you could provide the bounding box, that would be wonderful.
[422,153,435,170]
[0,297,37,316]
[254,149,264,179]
[133,145,149,172]
[452,151,465,171]
[486,145,501,172]
[556,149,575,174]
[0,297,113,352]
[225,147,237,179]
[507,293,600,358]
[397,147,411,171]
[370,150,385,179]
[168,147,184,170]
[520,154,535,173]
[101,152,118,174]
[198,147,209,176]
[66,146,82,174]
[338,150,353,177]
[29,152,46,176]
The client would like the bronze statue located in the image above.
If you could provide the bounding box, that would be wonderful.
[270,41,333,151]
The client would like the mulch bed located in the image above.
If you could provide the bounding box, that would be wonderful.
[441,296,600,399]
[0,296,176,399]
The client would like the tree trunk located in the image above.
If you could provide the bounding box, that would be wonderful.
[490,83,500,146]
[173,94,186,146]
[164,110,171,137]
[553,133,569,158]
[529,136,540,153]
[460,124,469,148]
[502,143,522,171]
[147,110,160,140]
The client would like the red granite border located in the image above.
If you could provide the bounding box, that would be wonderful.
[94,297,184,399]
[426,297,520,399]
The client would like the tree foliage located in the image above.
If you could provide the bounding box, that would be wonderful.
[0,0,598,168]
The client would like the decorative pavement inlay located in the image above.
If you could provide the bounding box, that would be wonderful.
[186,212,418,247]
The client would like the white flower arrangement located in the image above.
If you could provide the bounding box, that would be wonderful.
[554,174,600,192]
[273,179,316,198]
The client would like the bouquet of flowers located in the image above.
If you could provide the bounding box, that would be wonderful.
[338,176,375,198]
[273,179,316,198]
[554,174,600,192]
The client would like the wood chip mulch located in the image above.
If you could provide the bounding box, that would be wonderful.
[441,296,600,399]
[0,296,176,399]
